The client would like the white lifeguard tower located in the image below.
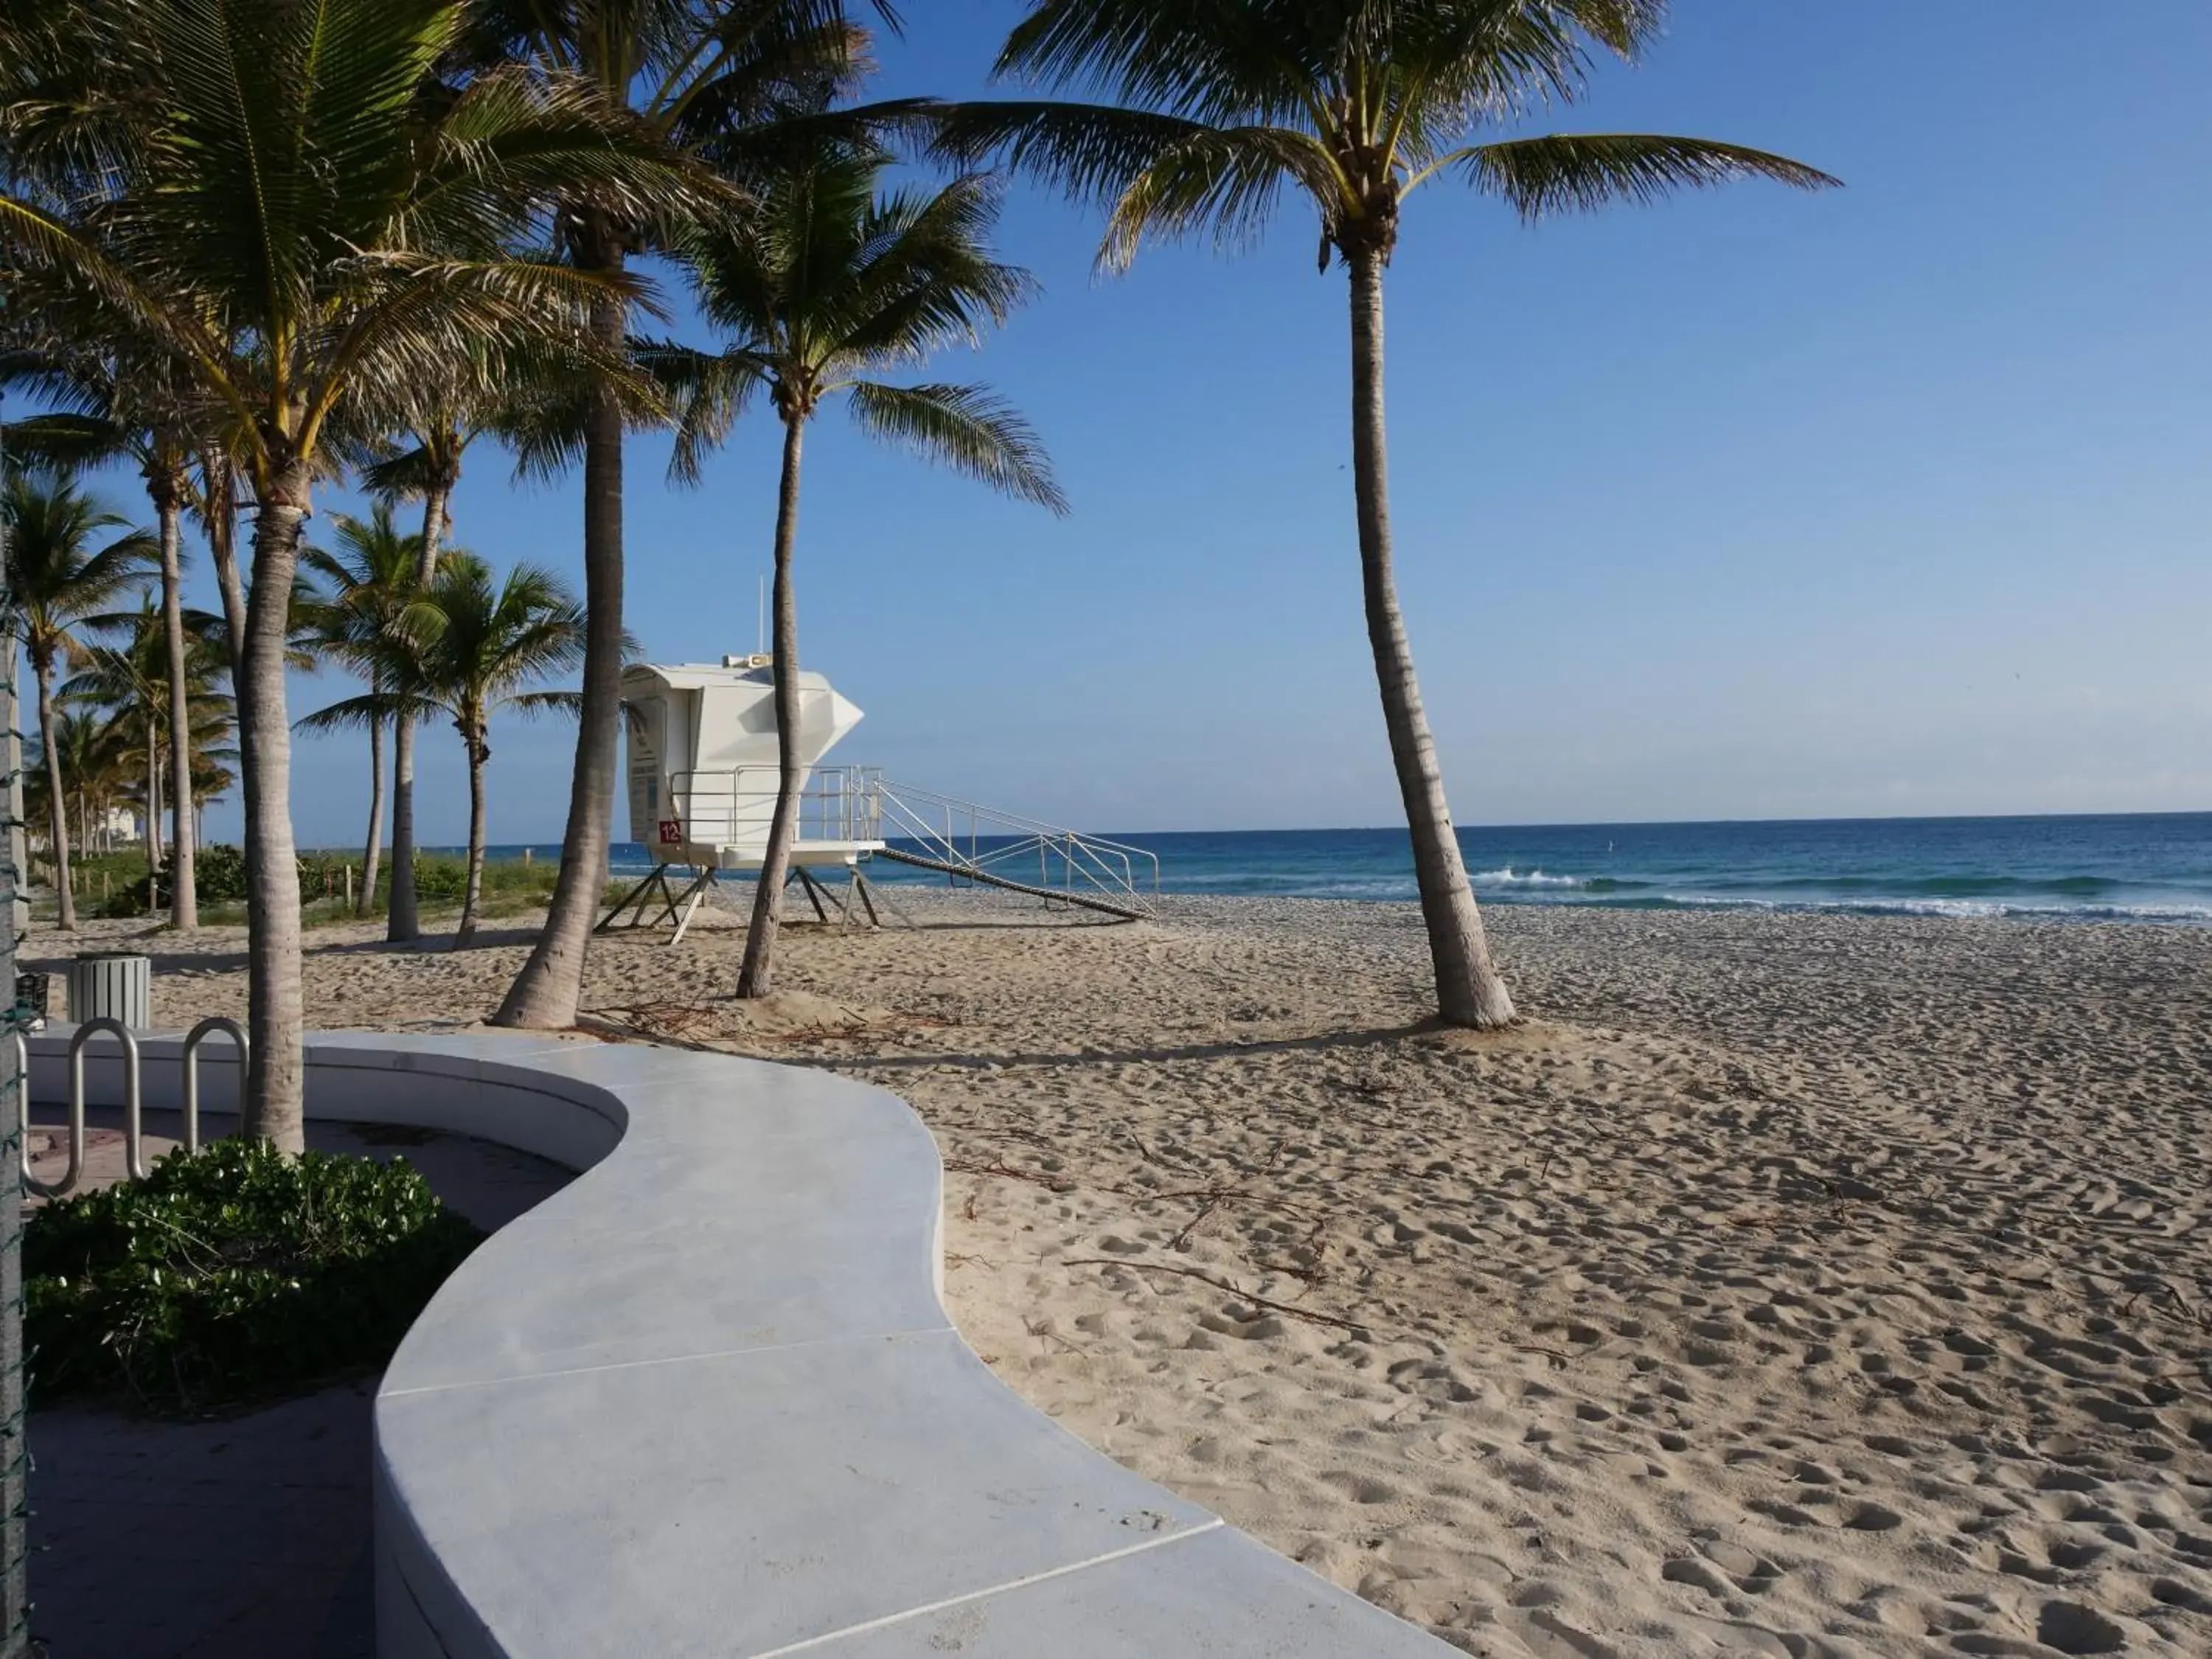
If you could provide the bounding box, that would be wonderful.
[602,653,1161,942]
[601,655,886,938]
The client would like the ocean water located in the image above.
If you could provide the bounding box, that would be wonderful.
[467,810,2212,925]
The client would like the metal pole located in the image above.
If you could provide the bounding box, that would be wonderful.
[0,373,35,1658]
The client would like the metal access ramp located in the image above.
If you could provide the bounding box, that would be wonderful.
[872,779,1158,922]
[597,768,1159,936]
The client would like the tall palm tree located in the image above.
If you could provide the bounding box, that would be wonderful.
[0,0,701,1147]
[63,598,235,910]
[300,504,435,917]
[60,601,168,868]
[303,554,588,945]
[27,706,136,869]
[648,148,1065,997]
[486,0,907,1030]
[345,354,608,942]
[0,474,155,928]
[357,417,464,940]
[942,0,1837,1027]
[1,345,218,925]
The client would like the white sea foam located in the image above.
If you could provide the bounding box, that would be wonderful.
[1473,868,1582,888]
[1652,894,2212,924]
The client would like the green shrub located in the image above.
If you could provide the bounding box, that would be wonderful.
[97,841,252,917]
[26,1139,483,1415]
[409,853,470,902]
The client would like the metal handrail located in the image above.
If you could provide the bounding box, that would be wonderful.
[665,765,883,850]
[181,1017,248,1155]
[872,779,1160,916]
[73,1019,147,1181]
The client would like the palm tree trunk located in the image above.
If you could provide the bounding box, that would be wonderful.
[1,636,27,939]
[456,727,487,947]
[360,700,386,916]
[386,480,451,943]
[737,417,807,1001]
[36,657,75,931]
[387,716,422,940]
[158,487,198,927]
[235,462,311,1152]
[496,234,626,1029]
[1346,246,1514,1029]
[205,456,248,684]
[145,721,163,870]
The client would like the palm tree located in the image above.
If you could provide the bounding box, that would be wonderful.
[0,0,702,1147]
[356,419,465,941]
[300,505,435,917]
[26,706,136,872]
[344,355,609,942]
[303,554,587,945]
[486,0,908,1031]
[61,599,235,911]
[59,602,168,869]
[0,474,155,928]
[942,0,1837,1027]
[1,346,220,925]
[647,147,1065,997]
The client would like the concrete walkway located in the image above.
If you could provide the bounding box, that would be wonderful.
[21,1112,572,1658]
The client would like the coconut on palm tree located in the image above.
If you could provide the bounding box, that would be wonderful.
[939,0,1837,1027]
[302,554,588,945]
[647,145,1065,998]
[0,473,155,928]
[485,0,914,1032]
[0,0,704,1147]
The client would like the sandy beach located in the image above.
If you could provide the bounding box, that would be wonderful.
[25,891,2212,1657]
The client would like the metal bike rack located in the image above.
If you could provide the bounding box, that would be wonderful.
[10,1029,83,1200]
[15,1019,250,1198]
[72,1018,147,1181]
[181,1017,248,1154]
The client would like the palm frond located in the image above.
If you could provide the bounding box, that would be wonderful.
[843,381,1068,514]
[295,690,431,737]
[508,689,585,720]
[630,338,769,485]
[1101,125,1338,269]
[928,100,1218,206]
[1441,133,1842,218]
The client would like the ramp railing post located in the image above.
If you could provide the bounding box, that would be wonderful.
[181,1017,248,1154]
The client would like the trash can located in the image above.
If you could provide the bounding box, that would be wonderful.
[13,971,50,1032]
[66,952,153,1029]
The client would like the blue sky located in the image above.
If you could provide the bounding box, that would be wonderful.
[49,2,2212,846]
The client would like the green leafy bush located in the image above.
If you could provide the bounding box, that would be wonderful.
[26,1139,482,1414]
[195,842,252,902]
[97,841,252,917]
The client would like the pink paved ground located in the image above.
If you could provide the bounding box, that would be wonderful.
[21,1109,574,1658]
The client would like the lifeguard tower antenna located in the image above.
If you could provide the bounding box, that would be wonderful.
[601,655,1158,942]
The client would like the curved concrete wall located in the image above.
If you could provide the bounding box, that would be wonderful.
[30,1029,1453,1658]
